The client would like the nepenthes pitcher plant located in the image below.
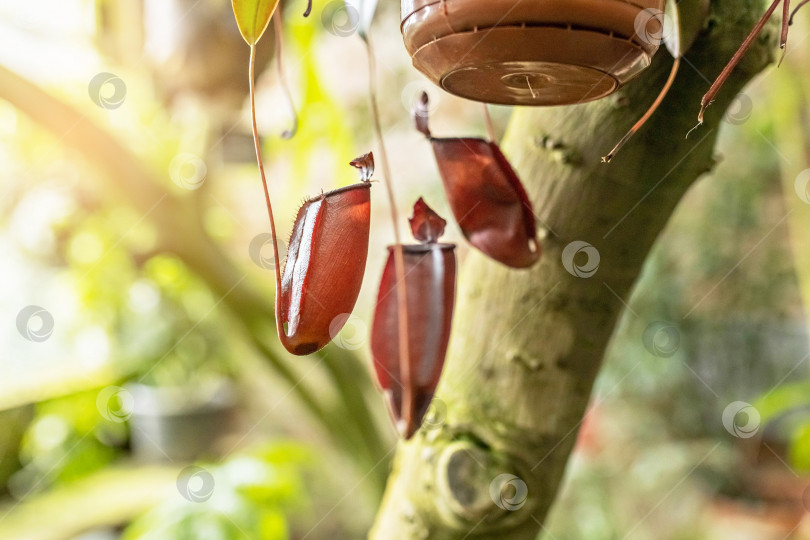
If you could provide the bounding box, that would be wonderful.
[229,0,806,437]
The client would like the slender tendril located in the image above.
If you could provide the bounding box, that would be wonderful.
[603,57,680,163]
[483,103,496,142]
[779,0,791,66]
[698,0,782,124]
[364,35,413,436]
[273,12,298,139]
[789,0,809,24]
[249,44,282,293]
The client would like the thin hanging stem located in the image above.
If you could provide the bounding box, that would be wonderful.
[365,37,399,241]
[698,0,782,124]
[482,103,496,142]
[779,0,791,66]
[365,35,413,436]
[273,12,298,139]
[249,44,282,292]
[790,0,809,24]
[603,56,680,163]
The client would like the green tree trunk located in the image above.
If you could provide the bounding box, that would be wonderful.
[370,2,776,538]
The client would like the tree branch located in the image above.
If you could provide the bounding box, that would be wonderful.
[370,1,777,537]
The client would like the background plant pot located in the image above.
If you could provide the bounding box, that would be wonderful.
[125,379,236,462]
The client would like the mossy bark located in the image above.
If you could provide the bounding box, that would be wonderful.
[370,2,776,538]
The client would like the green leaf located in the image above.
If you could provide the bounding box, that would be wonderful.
[232,0,280,45]
[665,0,710,58]
[754,380,810,424]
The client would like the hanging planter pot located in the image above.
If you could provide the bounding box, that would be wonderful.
[401,0,666,105]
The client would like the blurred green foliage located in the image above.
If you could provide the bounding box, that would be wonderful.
[123,443,310,540]
[13,391,125,497]
[543,38,810,538]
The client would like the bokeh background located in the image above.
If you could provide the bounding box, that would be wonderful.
[1,0,810,538]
